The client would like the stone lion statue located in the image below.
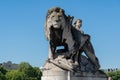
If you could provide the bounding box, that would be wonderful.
[44,7,75,59]
[44,7,100,71]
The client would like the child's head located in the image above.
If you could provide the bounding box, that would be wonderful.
[74,19,82,29]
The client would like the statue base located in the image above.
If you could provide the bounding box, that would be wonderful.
[41,61,107,80]
[42,70,107,80]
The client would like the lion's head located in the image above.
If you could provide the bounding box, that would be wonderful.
[44,7,67,40]
[44,7,75,56]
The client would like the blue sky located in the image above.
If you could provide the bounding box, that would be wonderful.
[0,0,120,69]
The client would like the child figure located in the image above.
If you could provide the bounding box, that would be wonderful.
[74,19,84,34]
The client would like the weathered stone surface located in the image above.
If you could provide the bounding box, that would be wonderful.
[42,70,107,80]
[42,57,107,80]
[42,7,107,80]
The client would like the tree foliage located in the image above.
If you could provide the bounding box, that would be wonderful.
[0,66,7,80]
[0,72,6,80]
[33,67,42,80]
[5,70,26,80]
[106,70,120,80]
[18,62,33,77]
[18,62,42,80]
[0,66,7,75]
[0,62,42,80]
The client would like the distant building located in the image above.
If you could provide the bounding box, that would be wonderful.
[1,61,18,70]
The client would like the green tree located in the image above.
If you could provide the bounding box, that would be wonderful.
[6,70,26,80]
[106,70,120,80]
[0,66,7,75]
[0,72,6,80]
[18,62,34,77]
[0,66,7,80]
[3,62,42,80]
[33,67,42,80]
[18,62,42,80]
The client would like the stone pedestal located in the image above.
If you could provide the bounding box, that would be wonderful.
[42,70,107,80]
[41,59,107,80]
[42,71,68,80]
